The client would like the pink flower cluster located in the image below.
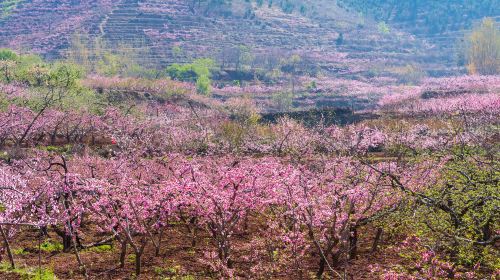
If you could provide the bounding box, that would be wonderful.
[379,75,500,116]
[0,152,444,276]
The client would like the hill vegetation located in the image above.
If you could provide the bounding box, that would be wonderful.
[466,18,500,75]
[338,0,499,34]
[0,0,454,76]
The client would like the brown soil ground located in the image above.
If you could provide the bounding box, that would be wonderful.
[0,223,410,280]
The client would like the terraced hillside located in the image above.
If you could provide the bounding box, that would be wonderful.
[110,0,457,76]
[0,0,117,57]
[0,0,473,75]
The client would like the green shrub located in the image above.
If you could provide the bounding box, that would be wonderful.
[165,63,197,82]
[272,91,294,111]
[466,17,500,75]
[166,58,215,95]
[387,152,499,270]
[12,54,45,83]
[220,121,247,150]
[1,52,103,113]
[0,48,18,61]
[378,21,390,34]
[394,64,426,85]
[48,62,84,89]
[306,80,317,91]
[195,75,211,95]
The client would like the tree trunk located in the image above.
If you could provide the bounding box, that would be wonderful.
[53,226,72,252]
[349,226,358,260]
[154,228,164,257]
[154,244,160,257]
[331,250,341,267]
[243,215,249,234]
[63,233,72,252]
[71,232,88,279]
[119,242,127,268]
[316,257,326,279]
[482,220,491,242]
[0,225,15,269]
[371,228,383,253]
[135,251,142,276]
[189,217,197,247]
[190,227,197,248]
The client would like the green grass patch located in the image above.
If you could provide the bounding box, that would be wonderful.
[12,248,29,255]
[0,151,9,161]
[127,254,136,263]
[153,262,196,280]
[84,244,113,253]
[37,145,73,154]
[39,240,63,253]
[0,262,57,280]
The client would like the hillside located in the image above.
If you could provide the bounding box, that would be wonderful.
[338,0,500,65]
[338,0,499,35]
[0,0,454,76]
[0,0,115,56]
